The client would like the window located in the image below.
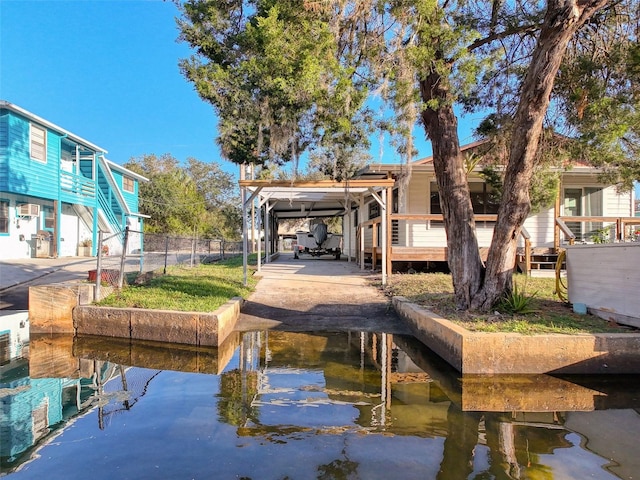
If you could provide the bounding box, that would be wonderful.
[469,182,500,214]
[430,181,500,215]
[368,202,380,220]
[43,206,54,230]
[30,124,47,162]
[0,200,8,234]
[430,182,442,215]
[123,176,135,193]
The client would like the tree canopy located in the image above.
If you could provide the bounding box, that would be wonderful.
[124,154,241,238]
[176,0,639,310]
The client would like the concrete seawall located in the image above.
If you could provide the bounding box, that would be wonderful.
[393,296,640,374]
[29,283,242,347]
[73,298,243,347]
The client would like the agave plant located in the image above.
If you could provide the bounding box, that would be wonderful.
[498,283,538,315]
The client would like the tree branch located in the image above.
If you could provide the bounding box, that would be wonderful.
[468,23,541,52]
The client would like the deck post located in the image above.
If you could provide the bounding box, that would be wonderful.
[360,196,365,270]
[554,185,561,252]
[386,181,393,277]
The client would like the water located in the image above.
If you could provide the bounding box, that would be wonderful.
[2,329,640,479]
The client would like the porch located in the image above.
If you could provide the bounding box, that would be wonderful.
[361,213,640,274]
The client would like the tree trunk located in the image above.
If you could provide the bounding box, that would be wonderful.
[471,0,611,310]
[420,70,484,309]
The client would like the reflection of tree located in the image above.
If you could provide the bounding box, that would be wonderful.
[437,403,482,480]
[472,413,569,479]
[217,369,259,426]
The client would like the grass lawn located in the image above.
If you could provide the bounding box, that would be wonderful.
[383,272,636,335]
[96,254,257,312]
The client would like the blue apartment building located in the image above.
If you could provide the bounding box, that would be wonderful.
[0,101,147,259]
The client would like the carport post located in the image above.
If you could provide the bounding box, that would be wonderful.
[345,202,350,263]
[257,202,261,272]
[381,189,387,286]
[241,165,248,286]
[264,201,273,263]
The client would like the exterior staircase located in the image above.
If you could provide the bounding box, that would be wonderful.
[516,248,565,273]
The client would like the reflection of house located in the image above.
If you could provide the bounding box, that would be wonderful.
[0,101,148,259]
[0,322,93,470]
[352,141,638,272]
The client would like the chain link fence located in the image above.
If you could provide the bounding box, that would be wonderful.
[92,227,242,298]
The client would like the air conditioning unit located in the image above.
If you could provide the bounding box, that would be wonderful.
[18,203,41,217]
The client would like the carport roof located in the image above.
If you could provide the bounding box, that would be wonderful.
[239,179,396,219]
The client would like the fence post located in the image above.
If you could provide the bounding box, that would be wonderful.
[221,239,224,260]
[95,230,103,300]
[164,236,169,274]
[190,236,196,267]
[118,226,130,289]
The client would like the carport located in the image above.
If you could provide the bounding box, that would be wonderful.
[239,177,396,286]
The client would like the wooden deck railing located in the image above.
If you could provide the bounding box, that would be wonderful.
[556,216,640,245]
[357,213,639,272]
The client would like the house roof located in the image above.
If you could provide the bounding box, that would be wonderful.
[0,100,108,153]
[413,139,489,165]
[106,159,149,183]
[357,137,600,177]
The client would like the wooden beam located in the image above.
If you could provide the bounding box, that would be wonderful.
[239,179,395,188]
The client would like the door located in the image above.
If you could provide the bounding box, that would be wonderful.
[563,188,582,240]
[563,187,605,242]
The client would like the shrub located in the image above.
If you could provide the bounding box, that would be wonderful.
[497,283,538,315]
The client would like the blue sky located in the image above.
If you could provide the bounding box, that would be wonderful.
[0,0,488,178]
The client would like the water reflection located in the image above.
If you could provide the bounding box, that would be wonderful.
[1,325,639,479]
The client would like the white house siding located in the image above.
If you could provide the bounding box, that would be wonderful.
[0,195,38,259]
[126,216,144,254]
[522,208,556,248]
[604,186,633,216]
[406,172,429,214]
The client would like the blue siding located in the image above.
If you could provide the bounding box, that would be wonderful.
[111,169,139,213]
[0,110,8,190]
[1,105,144,258]
[2,111,59,200]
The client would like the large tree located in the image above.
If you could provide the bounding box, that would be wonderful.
[176,0,639,310]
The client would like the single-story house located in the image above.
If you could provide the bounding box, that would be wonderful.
[239,140,638,279]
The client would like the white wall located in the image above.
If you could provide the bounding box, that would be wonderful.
[567,243,640,326]
[0,195,40,259]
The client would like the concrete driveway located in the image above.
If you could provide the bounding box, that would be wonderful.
[237,253,410,334]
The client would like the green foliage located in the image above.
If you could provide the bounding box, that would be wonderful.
[124,154,241,238]
[497,283,538,315]
[554,7,640,191]
[590,226,613,244]
[177,0,368,170]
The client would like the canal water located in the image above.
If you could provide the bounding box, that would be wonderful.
[2,327,640,479]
